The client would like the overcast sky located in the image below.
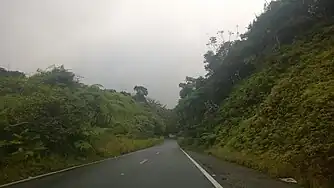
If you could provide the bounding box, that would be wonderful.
[0,0,265,107]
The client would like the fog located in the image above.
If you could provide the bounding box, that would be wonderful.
[0,0,265,107]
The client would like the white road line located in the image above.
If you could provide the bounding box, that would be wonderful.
[181,148,224,188]
[0,148,148,188]
[139,159,148,164]
[156,152,160,155]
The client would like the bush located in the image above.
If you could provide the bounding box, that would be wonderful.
[0,66,166,184]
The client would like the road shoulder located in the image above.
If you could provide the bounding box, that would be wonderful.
[186,151,301,188]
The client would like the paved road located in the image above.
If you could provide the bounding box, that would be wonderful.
[7,140,215,188]
[5,140,299,188]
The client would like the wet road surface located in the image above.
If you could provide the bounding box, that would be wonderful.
[5,140,299,188]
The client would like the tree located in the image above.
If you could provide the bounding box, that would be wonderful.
[133,85,148,102]
[0,67,25,77]
[178,76,205,99]
[0,66,168,184]
[120,91,131,96]
[134,85,148,96]
[173,0,334,186]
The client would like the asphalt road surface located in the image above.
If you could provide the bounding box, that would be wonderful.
[5,140,299,188]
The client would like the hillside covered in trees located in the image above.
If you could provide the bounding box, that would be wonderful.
[175,0,334,187]
[0,66,169,184]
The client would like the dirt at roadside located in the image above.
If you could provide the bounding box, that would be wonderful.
[187,151,302,188]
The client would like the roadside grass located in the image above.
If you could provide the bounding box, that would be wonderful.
[94,135,163,157]
[207,147,293,178]
[0,136,163,185]
[198,146,323,188]
[178,138,308,186]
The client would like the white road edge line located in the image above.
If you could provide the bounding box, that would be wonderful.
[139,159,148,164]
[181,148,224,188]
[0,148,147,188]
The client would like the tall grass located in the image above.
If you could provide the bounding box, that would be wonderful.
[0,136,163,185]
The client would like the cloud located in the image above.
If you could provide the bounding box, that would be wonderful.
[0,0,265,107]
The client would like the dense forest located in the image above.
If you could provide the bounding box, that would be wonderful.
[174,0,334,187]
[0,66,170,184]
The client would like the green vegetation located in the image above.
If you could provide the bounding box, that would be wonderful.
[0,66,165,184]
[174,0,334,187]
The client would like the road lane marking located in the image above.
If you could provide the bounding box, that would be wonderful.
[140,159,148,164]
[181,149,224,188]
[156,152,160,155]
[0,147,153,188]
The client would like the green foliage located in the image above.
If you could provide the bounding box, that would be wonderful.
[0,66,166,184]
[0,68,25,78]
[133,85,148,103]
[174,1,334,187]
[0,136,162,184]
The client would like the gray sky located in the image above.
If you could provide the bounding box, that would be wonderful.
[0,0,265,107]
